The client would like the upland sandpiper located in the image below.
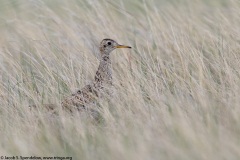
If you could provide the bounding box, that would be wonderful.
[61,39,131,112]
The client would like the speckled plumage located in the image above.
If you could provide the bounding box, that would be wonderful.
[61,39,131,112]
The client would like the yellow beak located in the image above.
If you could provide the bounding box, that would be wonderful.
[116,45,131,49]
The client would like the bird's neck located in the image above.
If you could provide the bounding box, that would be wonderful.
[94,53,112,84]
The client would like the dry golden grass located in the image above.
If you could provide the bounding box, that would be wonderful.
[0,0,240,159]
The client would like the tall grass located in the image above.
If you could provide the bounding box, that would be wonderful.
[0,0,240,159]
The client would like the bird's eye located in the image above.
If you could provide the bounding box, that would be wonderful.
[107,42,112,45]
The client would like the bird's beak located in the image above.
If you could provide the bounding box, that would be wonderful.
[116,45,131,49]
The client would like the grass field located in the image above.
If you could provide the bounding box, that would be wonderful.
[0,0,240,159]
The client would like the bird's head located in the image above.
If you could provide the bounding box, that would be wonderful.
[100,39,131,54]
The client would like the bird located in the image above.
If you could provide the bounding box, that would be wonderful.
[62,39,131,112]
[31,39,131,114]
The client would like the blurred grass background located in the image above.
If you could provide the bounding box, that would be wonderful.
[0,0,240,159]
